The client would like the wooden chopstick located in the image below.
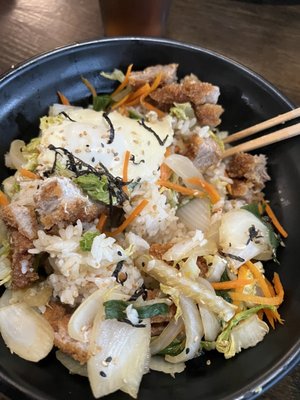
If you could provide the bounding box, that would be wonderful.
[222,122,300,158]
[224,107,300,144]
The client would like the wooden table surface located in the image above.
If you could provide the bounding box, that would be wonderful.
[0,0,299,399]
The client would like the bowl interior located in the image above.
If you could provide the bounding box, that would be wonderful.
[0,38,299,400]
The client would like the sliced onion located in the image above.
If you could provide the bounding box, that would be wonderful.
[68,288,128,343]
[0,303,54,361]
[165,295,203,363]
[0,289,12,308]
[149,356,185,376]
[164,154,203,185]
[198,306,221,341]
[56,350,88,377]
[87,317,151,399]
[176,197,211,233]
[150,317,184,355]
[219,209,272,268]
[205,255,227,282]
[5,139,26,169]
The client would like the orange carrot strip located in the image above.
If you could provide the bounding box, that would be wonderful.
[273,272,284,299]
[233,265,248,309]
[57,91,70,105]
[148,72,162,93]
[19,168,39,180]
[81,77,97,98]
[0,191,9,206]
[111,93,131,110]
[229,291,283,306]
[140,96,165,118]
[157,179,206,199]
[186,177,221,204]
[122,150,131,194]
[111,64,133,96]
[211,279,255,290]
[264,202,288,238]
[124,83,151,106]
[106,199,149,237]
[246,261,282,327]
[257,309,264,320]
[266,278,276,296]
[160,147,172,180]
[96,214,108,232]
[227,184,232,195]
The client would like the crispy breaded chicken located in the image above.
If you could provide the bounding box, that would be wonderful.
[44,301,89,364]
[128,63,178,89]
[185,134,223,172]
[34,177,105,230]
[1,204,38,240]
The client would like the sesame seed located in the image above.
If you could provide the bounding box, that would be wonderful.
[194,336,199,342]
[141,262,145,267]
[206,360,211,366]
[105,356,112,363]
[185,348,190,354]
[99,371,107,377]
[114,157,120,161]
[86,144,90,147]
[117,251,122,256]
[91,157,95,162]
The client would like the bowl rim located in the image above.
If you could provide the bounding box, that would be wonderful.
[0,36,299,400]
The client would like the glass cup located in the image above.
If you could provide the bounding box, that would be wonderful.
[99,0,172,37]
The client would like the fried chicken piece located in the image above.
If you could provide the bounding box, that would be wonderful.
[128,63,178,89]
[226,153,270,202]
[185,134,223,172]
[10,230,39,289]
[149,243,174,260]
[194,104,224,128]
[34,177,105,230]
[1,204,38,240]
[44,301,89,364]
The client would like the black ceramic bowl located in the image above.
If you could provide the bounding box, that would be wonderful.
[0,38,299,400]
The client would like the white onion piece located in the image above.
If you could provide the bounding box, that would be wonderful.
[5,139,26,169]
[176,198,211,233]
[219,209,272,268]
[88,318,150,399]
[150,317,184,355]
[56,350,88,377]
[205,255,227,282]
[136,257,236,322]
[198,306,221,341]
[149,356,185,376]
[0,289,12,308]
[164,154,203,185]
[165,296,203,363]
[68,288,128,343]
[0,303,54,361]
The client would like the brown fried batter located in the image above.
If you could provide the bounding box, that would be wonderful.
[44,302,89,364]
[128,63,178,89]
[226,153,257,178]
[10,230,39,289]
[1,204,38,240]
[184,134,223,171]
[34,177,104,230]
[149,243,174,260]
[194,104,224,127]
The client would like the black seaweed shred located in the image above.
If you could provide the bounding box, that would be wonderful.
[59,111,76,122]
[128,284,147,301]
[112,260,124,279]
[138,119,168,146]
[222,253,245,262]
[103,112,115,144]
[246,225,263,245]
[130,155,145,165]
[47,145,128,211]
[120,318,146,328]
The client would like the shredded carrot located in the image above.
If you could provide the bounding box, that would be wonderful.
[229,291,283,306]
[111,93,131,110]
[273,272,284,299]
[264,202,288,238]
[233,265,252,309]
[140,95,165,118]
[160,147,172,180]
[148,72,163,93]
[186,177,221,204]
[122,150,131,194]
[19,168,39,180]
[57,91,70,105]
[157,179,206,199]
[257,309,264,320]
[265,278,276,297]
[0,191,9,207]
[246,261,283,327]
[106,199,149,237]
[111,64,133,96]
[96,214,108,232]
[81,77,97,98]
[124,83,151,106]
[211,279,255,290]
